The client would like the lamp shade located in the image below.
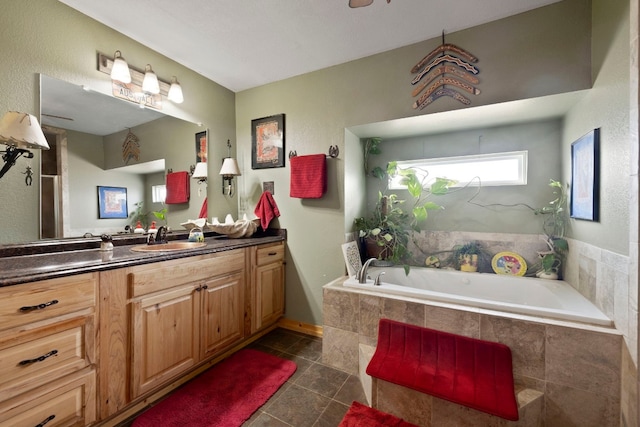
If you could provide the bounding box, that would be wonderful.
[192,162,208,179]
[110,50,131,83]
[168,77,184,103]
[142,64,160,94]
[219,158,241,176]
[0,112,49,150]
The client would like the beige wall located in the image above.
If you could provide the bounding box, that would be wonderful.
[0,0,237,244]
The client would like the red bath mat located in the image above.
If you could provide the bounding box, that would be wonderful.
[339,401,419,427]
[132,348,296,427]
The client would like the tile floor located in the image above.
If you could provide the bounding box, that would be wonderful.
[120,328,367,427]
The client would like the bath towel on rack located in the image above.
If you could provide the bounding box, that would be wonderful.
[290,154,326,199]
[165,171,190,204]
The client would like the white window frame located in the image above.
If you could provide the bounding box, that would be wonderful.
[151,184,167,203]
[389,150,528,189]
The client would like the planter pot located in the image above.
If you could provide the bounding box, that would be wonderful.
[537,271,558,280]
[459,254,478,272]
[364,236,393,261]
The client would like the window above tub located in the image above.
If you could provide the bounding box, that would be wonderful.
[389,150,528,189]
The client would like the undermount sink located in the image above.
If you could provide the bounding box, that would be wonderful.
[130,241,207,252]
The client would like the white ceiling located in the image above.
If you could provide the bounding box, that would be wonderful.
[58,0,561,93]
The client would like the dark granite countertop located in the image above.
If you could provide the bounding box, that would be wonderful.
[0,230,286,287]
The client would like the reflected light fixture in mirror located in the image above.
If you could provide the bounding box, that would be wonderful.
[0,111,49,180]
[142,64,160,94]
[110,50,131,83]
[219,140,241,197]
[192,162,207,184]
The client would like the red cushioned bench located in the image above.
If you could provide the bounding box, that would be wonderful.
[366,319,519,421]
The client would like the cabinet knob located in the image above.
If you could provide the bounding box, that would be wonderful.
[19,299,59,312]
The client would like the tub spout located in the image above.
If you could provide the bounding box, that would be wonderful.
[356,258,377,284]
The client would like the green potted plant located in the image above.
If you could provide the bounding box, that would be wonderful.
[533,179,569,279]
[129,201,149,230]
[355,160,457,271]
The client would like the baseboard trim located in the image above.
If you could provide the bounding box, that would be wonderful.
[278,317,323,337]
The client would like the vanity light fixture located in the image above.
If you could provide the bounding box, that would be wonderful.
[97,52,185,103]
[168,76,184,104]
[0,111,49,180]
[142,64,160,94]
[110,50,131,83]
[219,140,241,197]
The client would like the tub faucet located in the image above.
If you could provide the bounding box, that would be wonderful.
[356,258,377,284]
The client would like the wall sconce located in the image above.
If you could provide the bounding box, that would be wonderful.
[191,162,208,184]
[0,111,49,180]
[219,140,241,197]
[98,52,184,103]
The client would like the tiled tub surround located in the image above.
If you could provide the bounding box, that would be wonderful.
[331,230,632,426]
[322,279,622,426]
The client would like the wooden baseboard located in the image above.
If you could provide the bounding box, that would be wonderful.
[277,317,323,337]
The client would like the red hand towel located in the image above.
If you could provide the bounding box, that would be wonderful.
[254,191,280,231]
[290,154,326,198]
[165,171,190,204]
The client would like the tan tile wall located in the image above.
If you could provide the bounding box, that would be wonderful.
[323,281,623,426]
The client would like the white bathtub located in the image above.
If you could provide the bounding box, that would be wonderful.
[343,266,612,326]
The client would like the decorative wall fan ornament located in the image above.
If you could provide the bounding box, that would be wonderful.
[349,0,390,8]
[410,32,481,109]
[122,129,140,165]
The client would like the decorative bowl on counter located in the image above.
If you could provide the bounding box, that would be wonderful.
[180,218,209,231]
[208,219,259,238]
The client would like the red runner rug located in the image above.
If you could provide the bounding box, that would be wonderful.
[132,348,296,427]
[339,401,419,427]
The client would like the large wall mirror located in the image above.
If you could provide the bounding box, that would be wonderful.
[38,75,206,241]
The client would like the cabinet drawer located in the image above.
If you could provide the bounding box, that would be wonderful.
[0,273,97,332]
[256,243,285,266]
[0,317,91,402]
[0,368,96,427]
[130,249,245,297]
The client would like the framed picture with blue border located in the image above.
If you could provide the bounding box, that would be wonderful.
[98,186,128,219]
[570,129,600,221]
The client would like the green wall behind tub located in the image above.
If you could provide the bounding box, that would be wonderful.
[236,0,593,326]
[367,119,563,235]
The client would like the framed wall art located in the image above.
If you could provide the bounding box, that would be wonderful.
[251,114,285,169]
[195,130,208,163]
[570,128,600,221]
[98,186,128,219]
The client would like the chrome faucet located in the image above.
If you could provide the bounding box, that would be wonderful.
[356,258,377,284]
[156,226,168,244]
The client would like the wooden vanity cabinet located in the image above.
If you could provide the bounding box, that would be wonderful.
[0,273,98,426]
[128,249,245,398]
[252,242,286,333]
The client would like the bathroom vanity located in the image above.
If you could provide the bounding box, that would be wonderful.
[0,232,286,426]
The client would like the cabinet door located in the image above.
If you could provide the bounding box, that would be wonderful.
[254,262,285,332]
[201,272,244,358]
[130,284,199,398]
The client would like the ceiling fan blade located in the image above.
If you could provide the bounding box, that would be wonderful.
[349,0,374,8]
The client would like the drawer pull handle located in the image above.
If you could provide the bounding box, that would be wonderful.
[35,415,55,427]
[268,252,278,256]
[20,299,59,312]
[196,285,209,292]
[19,349,58,366]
